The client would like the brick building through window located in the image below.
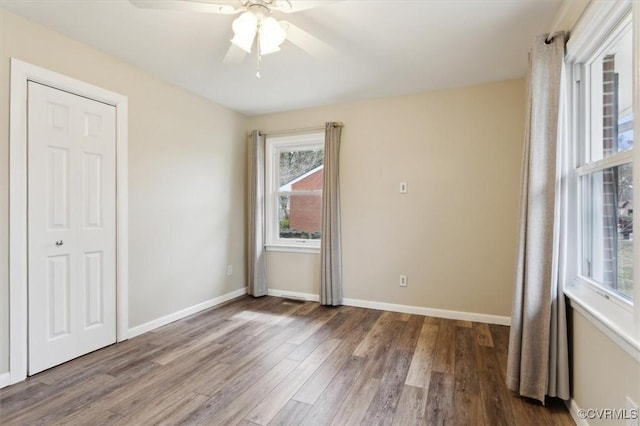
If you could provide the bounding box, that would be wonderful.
[280,165,323,235]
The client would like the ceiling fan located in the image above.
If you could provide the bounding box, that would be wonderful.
[130,0,337,76]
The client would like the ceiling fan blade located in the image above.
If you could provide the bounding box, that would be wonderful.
[281,21,336,59]
[130,0,243,15]
[223,44,249,64]
[273,0,341,14]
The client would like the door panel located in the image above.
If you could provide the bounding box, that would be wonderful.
[47,255,71,338]
[47,147,70,229]
[82,153,102,229]
[28,81,116,374]
[83,251,104,328]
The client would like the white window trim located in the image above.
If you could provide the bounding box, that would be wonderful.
[265,132,324,254]
[563,0,640,358]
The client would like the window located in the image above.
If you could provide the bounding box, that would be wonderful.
[565,0,639,353]
[265,132,324,252]
[578,24,634,303]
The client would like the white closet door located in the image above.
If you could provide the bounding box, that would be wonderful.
[28,81,116,374]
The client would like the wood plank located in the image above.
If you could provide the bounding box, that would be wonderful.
[476,345,516,426]
[398,313,411,321]
[287,306,342,346]
[396,314,425,353]
[489,324,510,354]
[244,338,342,425]
[210,356,302,425]
[300,355,367,425]
[34,340,159,385]
[456,320,473,328]
[241,298,314,337]
[358,317,406,381]
[474,322,495,347]
[507,395,553,426]
[284,307,344,359]
[212,318,298,365]
[2,373,116,424]
[177,358,300,425]
[405,320,439,388]
[361,349,413,425]
[353,311,396,357]
[453,326,484,426]
[152,321,238,365]
[0,379,51,417]
[391,385,428,426]
[44,362,161,424]
[292,309,375,405]
[56,407,123,426]
[105,347,228,416]
[192,340,297,399]
[291,344,352,405]
[424,371,455,425]
[115,391,209,425]
[268,400,312,426]
[431,318,456,374]
[329,377,381,426]
[330,308,381,341]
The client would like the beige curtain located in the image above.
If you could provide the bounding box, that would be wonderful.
[320,122,343,306]
[506,33,570,403]
[247,130,267,297]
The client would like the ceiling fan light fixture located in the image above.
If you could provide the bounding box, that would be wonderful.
[259,43,281,55]
[231,11,258,53]
[232,11,258,34]
[259,16,286,55]
[231,33,255,53]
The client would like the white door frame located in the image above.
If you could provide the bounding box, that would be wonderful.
[8,58,129,385]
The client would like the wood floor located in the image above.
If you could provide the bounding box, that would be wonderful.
[0,296,574,425]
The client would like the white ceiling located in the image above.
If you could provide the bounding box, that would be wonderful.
[2,0,563,116]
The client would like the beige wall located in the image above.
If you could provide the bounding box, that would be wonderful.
[571,310,640,425]
[250,79,526,317]
[0,8,247,374]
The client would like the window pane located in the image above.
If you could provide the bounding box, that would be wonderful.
[277,147,324,241]
[278,148,324,186]
[590,28,633,162]
[277,193,322,240]
[581,163,633,300]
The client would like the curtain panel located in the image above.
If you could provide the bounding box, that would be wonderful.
[506,33,570,403]
[320,122,343,306]
[247,130,268,297]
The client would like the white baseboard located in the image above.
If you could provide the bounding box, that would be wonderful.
[0,372,11,389]
[342,297,511,325]
[265,289,510,326]
[267,289,320,302]
[566,398,589,426]
[127,287,247,339]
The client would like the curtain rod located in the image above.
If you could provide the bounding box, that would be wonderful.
[257,122,343,137]
[545,0,572,43]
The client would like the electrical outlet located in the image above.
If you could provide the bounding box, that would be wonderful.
[399,181,408,194]
[227,264,233,276]
[399,275,407,287]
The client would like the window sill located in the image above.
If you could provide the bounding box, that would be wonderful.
[564,283,640,362]
[265,244,320,254]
